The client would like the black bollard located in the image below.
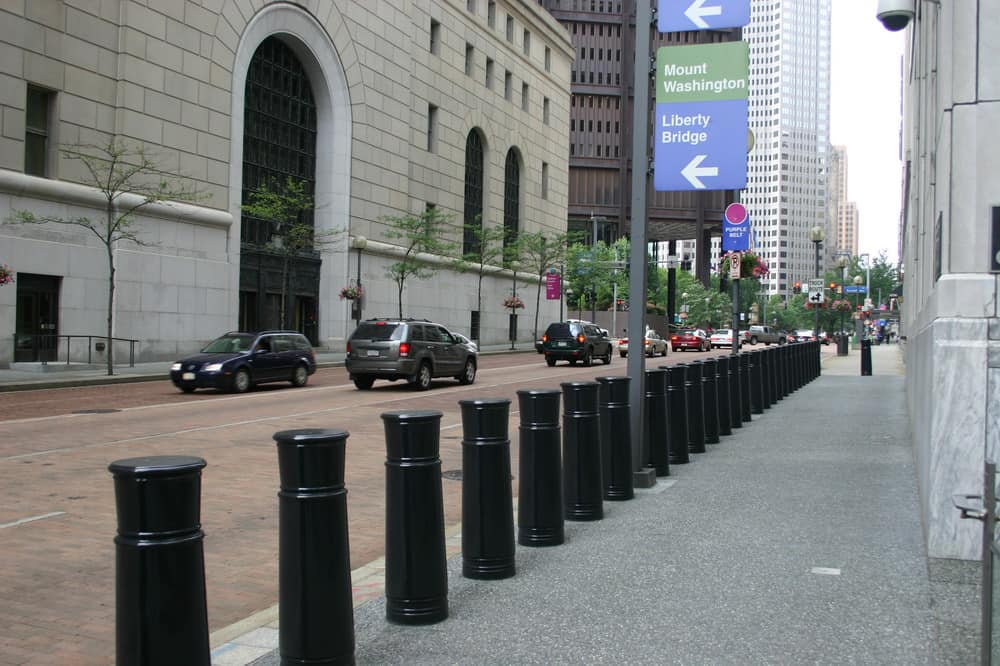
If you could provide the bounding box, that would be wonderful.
[684,362,706,453]
[739,353,753,423]
[275,429,355,666]
[663,365,690,464]
[768,346,781,403]
[517,389,565,545]
[861,338,872,376]
[727,355,743,430]
[562,381,604,521]
[716,356,733,437]
[700,358,720,444]
[460,398,516,579]
[597,376,635,500]
[644,368,670,475]
[748,351,764,415]
[109,455,210,666]
[759,349,772,409]
[382,410,449,624]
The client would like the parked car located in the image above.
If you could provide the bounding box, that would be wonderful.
[671,328,710,352]
[541,321,613,366]
[792,329,817,343]
[170,330,316,393]
[709,328,747,349]
[345,318,478,390]
[618,329,668,357]
[453,332,479,352]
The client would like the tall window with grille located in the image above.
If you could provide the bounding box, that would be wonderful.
[463,130,485,255]
[503,148,520,263]
[240,36,319,335]
[24,86,52,177]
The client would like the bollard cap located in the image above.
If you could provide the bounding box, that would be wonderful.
[560,381,599,414]
[459,398,511,442]
[382,410,443,461]
[517,389,560,427]
[108,455,206,538]
[274,429,349,492]
[596,376,630,405]
[643,368,666,395]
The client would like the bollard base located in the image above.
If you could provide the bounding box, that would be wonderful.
[632,467,656,489]
[463,557,516,580]
[518,526,564,547]
[386,597,449,625]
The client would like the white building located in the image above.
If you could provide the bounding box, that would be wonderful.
[0,0,572,366]
[899,1,1000,561]
[743,0,832,299]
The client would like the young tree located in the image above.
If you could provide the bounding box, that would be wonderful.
[382,207,458,318]
[241,176,341,329]
[519,231,572,340]
[5,140,200,375]
[452,221,507,343]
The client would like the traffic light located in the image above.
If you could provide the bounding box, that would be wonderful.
[829,282,837,290]
[793,281,801,294]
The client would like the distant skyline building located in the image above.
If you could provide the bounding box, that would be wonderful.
[742,0,832,298]
[829,145,859,258]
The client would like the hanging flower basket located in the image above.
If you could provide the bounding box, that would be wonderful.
[804,301,828,310]
[831,299,853,313]
[0,263,14,286]
[339,285,362,300]
[719,251,768,279]
[503,295,525,310]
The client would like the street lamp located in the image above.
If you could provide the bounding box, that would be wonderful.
[835,252,850,356]
[353,235,367,327]
[809,226,824,339]
[566,287,576,320]
[509,260,520,350]
[853,275,865,343]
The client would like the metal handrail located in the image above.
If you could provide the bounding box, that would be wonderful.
[13,334,138,367]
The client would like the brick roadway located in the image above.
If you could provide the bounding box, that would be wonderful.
[0,345,822,664]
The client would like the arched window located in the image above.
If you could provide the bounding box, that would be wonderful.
[240,36,319,335]
[463,130,485,255]
[503,148,521,263]
[242,36,317,247]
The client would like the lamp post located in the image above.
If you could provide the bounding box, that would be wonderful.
[836,252,850,356]
[353,235,367,327]
[680,292,688,326]
[509,260,520,350]
[853,274,864,346]
[566,287,575,320]
[809,226,824,340]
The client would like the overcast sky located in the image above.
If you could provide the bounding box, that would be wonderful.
[830,1,907,264]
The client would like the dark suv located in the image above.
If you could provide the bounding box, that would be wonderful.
[170,330,316,393]
[345,318,478,390]
[541,321,613,366]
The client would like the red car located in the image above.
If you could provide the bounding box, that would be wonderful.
[671,328,710,352]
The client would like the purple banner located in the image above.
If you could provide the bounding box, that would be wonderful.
[546,273,561,300]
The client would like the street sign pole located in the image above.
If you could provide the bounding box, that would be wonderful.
[626,0,655,489]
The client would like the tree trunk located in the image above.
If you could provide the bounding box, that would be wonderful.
[534,278,542,341]
[280,255,290,329]
[475,272,483,343]
[397,280,404,319]
[105,217,115,376]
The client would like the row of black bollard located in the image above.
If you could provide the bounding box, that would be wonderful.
[109,342,826,665]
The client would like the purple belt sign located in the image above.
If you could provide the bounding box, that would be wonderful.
[722,202,751,252]
[546,272,561,300]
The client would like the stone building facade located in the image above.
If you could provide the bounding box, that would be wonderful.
[0,0,572,364]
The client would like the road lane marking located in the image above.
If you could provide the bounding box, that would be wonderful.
[0,511,65,529]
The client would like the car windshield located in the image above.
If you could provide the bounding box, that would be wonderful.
[714,330,731,336]
[201,334,254,353]
[545,323,577,338]
[352,322,405,341]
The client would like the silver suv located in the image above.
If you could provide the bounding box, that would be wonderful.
[345,318,478,390]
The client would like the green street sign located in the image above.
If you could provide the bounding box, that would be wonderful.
[656,41,749,104]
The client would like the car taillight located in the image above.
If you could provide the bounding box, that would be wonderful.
[671,336,678,342]
[346,341,351,354]
[577,334,586,344]
[644,338,650,346]
[620,338,628,344]
[399,342,410,357]
[542,334,549,342]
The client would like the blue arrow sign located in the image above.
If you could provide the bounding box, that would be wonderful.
[658,0,751,32]
[843,285,868,294]
[654,99,748,191]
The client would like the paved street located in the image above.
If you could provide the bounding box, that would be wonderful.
[0,347,763,665]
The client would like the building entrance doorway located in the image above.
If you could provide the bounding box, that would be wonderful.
[15,273,61,362]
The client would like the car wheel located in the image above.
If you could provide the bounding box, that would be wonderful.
[749,336,758,345]
[620,351,627,358]
[290,364,309,387]
[180,386,196,394]
[457,358,477,385]
[546,357,557,367]
[231,368,251,393]
[603,347,612,364]
[582,348,593,367]
[353,375,375,390]
[412,362,433,390]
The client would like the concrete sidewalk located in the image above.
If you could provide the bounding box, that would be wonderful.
[209,343,978,665]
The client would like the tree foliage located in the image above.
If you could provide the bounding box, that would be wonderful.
[452,221,508,342]
[382,207,459,319]
[519,231,574,338]
[5,140,201,375]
